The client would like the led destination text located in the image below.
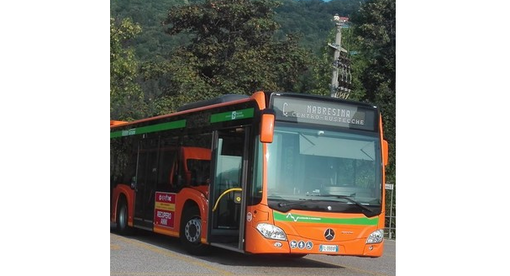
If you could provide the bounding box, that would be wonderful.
[272,96,376,131]
[282,102,365,126]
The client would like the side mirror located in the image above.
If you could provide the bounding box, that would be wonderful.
[382,140,389,166]
[260,111,275,143]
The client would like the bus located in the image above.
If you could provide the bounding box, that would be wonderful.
[110,91,389,257]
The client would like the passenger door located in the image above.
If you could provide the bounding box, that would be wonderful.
[133,137,159,230]
[208,127,249,251]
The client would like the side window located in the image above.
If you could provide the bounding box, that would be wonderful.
[181,133,212,187]
[121,137,139,185]
[110,136,137,186]
[215,128,245,189]
[111,137,125,186]
[157,136,179,191]
[137,138,159,192]
[187,159,210,186]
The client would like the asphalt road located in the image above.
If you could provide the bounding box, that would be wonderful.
[110,225,395,276]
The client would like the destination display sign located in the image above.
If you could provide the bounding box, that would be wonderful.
[271,95,377,131]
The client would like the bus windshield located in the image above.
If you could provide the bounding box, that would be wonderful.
[266,124,382,213]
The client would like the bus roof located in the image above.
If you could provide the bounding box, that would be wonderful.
[110,120,128,126]
[177,94,249,111]
[110,92,267,129]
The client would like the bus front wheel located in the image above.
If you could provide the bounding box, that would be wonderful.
[180,206,210,255]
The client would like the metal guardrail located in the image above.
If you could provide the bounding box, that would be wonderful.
[385,215,396,240]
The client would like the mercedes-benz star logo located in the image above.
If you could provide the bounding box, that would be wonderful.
[324,228,335,241]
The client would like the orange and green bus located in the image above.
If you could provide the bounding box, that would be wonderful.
[110,91,389,257]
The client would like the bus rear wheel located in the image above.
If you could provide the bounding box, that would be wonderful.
[116,197,132,235]
[180,206,210,255]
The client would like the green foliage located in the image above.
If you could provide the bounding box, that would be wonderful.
[111,0,365,61]
[110,0,195,61]
[144,0,314,113]
[110,17,146,121]
[274,0,364,54]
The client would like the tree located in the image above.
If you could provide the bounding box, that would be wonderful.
[147,0,313,113]
[110,17,146,120]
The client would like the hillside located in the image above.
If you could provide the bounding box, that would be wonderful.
[110,0,364,61]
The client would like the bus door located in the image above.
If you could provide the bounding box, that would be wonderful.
[133,136,159,230]
[208,127,249,252]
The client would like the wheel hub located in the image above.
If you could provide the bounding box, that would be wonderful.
[185,218,201,243]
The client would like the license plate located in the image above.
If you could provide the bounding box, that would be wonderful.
[319,244,338,252]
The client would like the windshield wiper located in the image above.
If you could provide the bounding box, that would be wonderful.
[273,198,339,212]
[306,194,378,217]
[277,199,320,208]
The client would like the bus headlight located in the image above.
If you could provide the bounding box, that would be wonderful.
[366,229,384,244]
[256,223,287,241]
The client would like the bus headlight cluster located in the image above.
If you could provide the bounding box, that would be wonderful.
[366,229,384,244]
[256,223,287,241]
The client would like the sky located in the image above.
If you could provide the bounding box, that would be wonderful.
[1,0,510,275]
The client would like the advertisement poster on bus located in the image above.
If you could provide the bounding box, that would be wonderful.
[154,192,176,228]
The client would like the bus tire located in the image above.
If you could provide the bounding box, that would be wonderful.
[116,197,132,235]
[180,206,210,255]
